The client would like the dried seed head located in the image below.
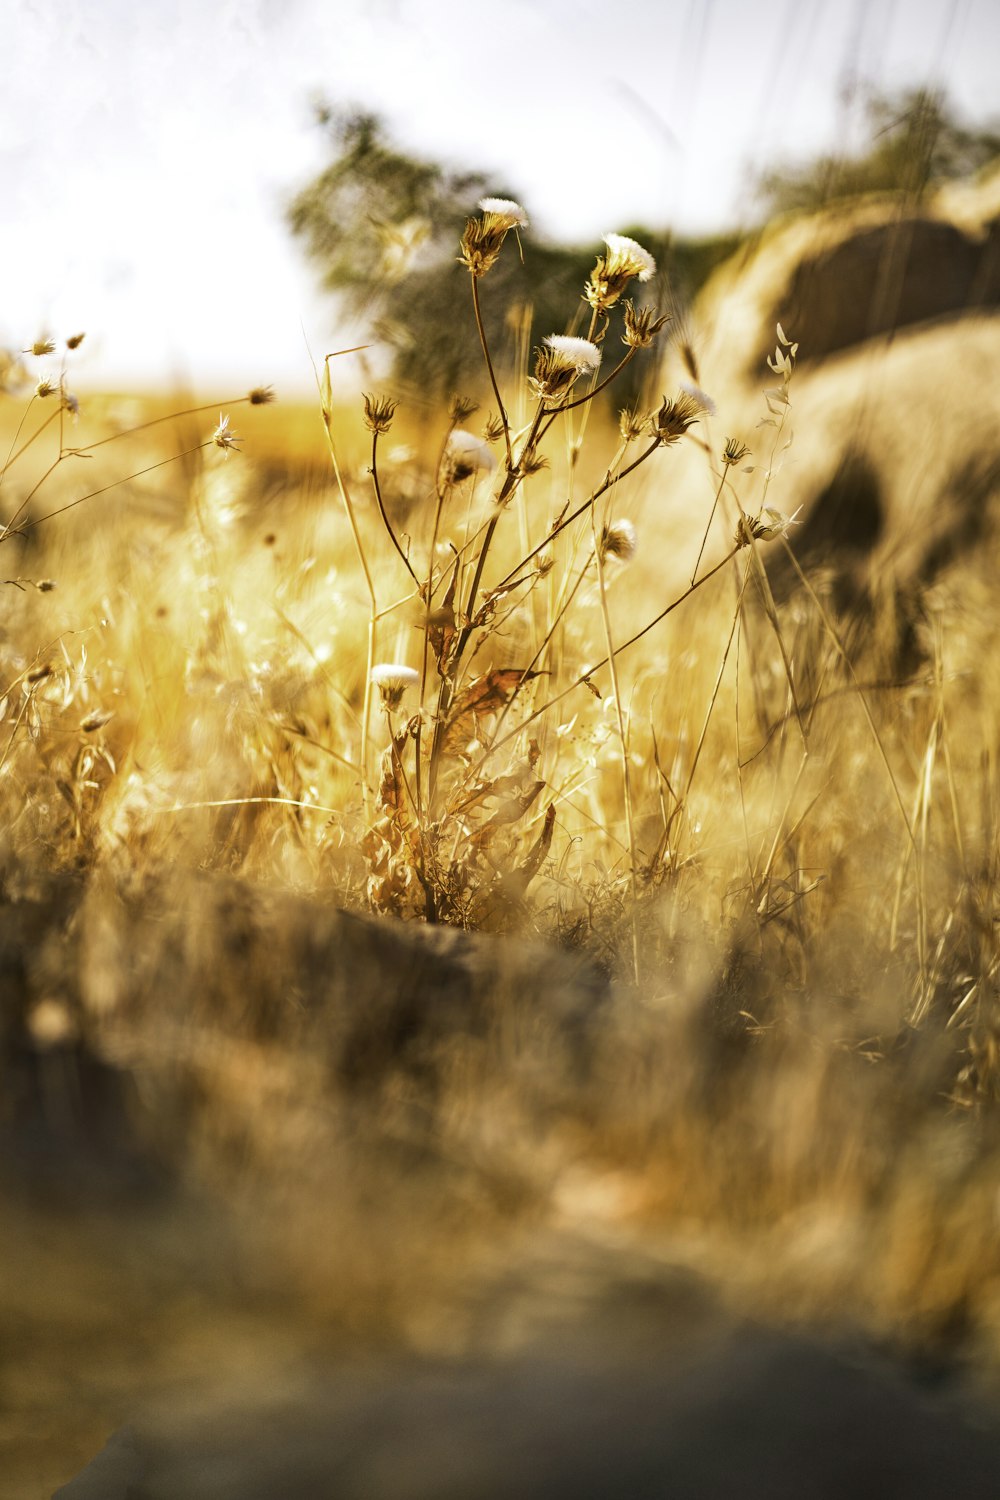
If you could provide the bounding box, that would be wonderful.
[80,709,114,733]
[212,413,241,455]
[461,199,528,277]
[482,412,505,443]
[65,332,86,351]
[35,378,57,398]
[622,301,670,349]
[26,338,56,357]
[754,505,802,540]
[477,197,529,229]
[585,233,656,311]
[529,335,602,404]
[723,437,751,467]
[619,401,646,441]
[444,428,497,483]
[36,579,57,592]
[370,662,419,711]
[734,506,801,546]
[679,380,716,416]
[363,392,398,434]
[449,394,478,424]
[62,391,79,416]
[647,391,705,445]
[27,662,53,684]
[600,518,638,563]
[248,385,275,405]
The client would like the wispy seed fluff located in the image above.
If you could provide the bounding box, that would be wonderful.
[370,662,420,711]
[530,336,602,404]
[444,428,497,483]
[477,197,529,228]
[585,234,657,311]
[599,518,638,563]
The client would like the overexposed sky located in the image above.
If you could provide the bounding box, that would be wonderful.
[3,0,997,390]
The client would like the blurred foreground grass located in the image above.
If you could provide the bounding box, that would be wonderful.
[2,354,1000,1496]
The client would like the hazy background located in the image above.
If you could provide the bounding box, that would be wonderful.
[4,0,998,390]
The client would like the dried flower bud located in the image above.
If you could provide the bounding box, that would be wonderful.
[26,338,56,357]
[35,378,57,398]
[65,332,86,351]
[36,579,57,592]
[444,429,496,483]
[679,380,716,416]
[212,413,241,455]
[734,506,801,546]
[722,437,751,467]
[599,518,638,563]
[483,413,505,443]
[647,391,705,445]
[370,662,419,711]
[619,402,645,441]
[248,385,275,405]
[622,301,670,349]
[363,392,398,434]
[529,335,601,404]
[585,233,656,311]
[449,394,478,424]
[460,199,528,277]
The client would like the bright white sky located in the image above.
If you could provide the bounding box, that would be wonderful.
[4,0,997,391]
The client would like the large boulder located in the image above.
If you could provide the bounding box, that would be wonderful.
[645,169,1000,619]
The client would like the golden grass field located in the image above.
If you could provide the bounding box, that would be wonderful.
[4,204,1000,1496]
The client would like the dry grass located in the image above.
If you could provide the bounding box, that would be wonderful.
[2,221,1000,1496]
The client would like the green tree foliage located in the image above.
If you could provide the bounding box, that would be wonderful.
[756,86,1000,218]
[287,107,738,402]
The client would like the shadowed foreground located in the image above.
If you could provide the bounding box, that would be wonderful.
[3,871,1000,1498]
[55,1330,1000,1500]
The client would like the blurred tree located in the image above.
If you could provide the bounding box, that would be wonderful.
[287,106,738,404]
[755,86,1000,218]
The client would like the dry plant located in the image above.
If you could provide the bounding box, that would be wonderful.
[315,206,809,976]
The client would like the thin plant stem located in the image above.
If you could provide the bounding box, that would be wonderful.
[470,274,511,467]
[492,439,661,594]
[488,546,740,758]
[691,464,729,585]
[0,399,54,483]
[2,443,210,541]
[592,513,640,982]
[320,353,378,820]
[370,429,420,586]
